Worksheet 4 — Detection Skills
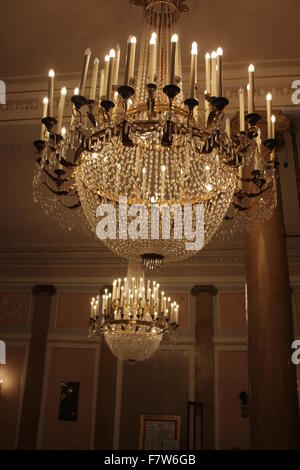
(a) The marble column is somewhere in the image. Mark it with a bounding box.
[191,285,217,450]
[245,117,300,449]
[18,285,55,449]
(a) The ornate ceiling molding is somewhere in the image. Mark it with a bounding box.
[0,244,299,267]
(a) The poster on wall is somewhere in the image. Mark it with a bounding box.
[139,415,180,450]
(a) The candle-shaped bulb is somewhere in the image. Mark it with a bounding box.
[109,48,116,58]
[57,87,67,132]
[216,47,223,96]
[205,52,211,60]
[105,54,110,63]
[191,41,198,55]
[74,87,79,95]
[47,69,55,117]
[43,97,49,105]
[171,33,179,43]
[130,35,137,44]
[150,32,157,45]
[271,114,276,138]
[211,51,217,59]
[266,93,273,138]
[61,127,66,138]
[248,64,255,73]
[161,165,166,172]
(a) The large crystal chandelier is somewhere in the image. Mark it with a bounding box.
[88,260,179,362]
[33,0,279,267]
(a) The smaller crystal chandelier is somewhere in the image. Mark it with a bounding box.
[88,262,179,362]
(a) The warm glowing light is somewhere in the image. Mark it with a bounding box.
[129,35,137,44]
[191,41,198,55]
[109,48,116,58]
[247,83,250,91]
[43,97,48,105]
[248,64,255,73]
[105,54,110,62]
[266,92,272,101]
[74,87,79,95]
[206,183,213,192]
[211,50,217,59]
[161,165,166,172]
[61,127,66,136]
[61,87,67,96]
[217,47,223,56]
[205,52,211,60]
[48,69,55,78]
[171,33,179,43]
[150,32,157,45]
[271,114,276,123]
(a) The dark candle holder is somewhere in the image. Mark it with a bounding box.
[33,139,45,153]
[184,97,199,112]
[211,96,229,112]
[163,84,180,100]
[263,138,278,151]
[118,85,135,100]
[245,113,261,127]
[41,117,57,132]
[71,95,88,110]
[100,99,115,112]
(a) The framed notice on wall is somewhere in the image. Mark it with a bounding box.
[139,415,181,450]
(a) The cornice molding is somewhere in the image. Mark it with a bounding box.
[0,239,299,267]
[0,249,299,267]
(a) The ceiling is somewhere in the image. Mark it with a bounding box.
[1,0,300,79]
[0,0,300,256]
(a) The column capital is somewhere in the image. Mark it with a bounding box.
[191,285,218,296]
[32,285,56,296]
